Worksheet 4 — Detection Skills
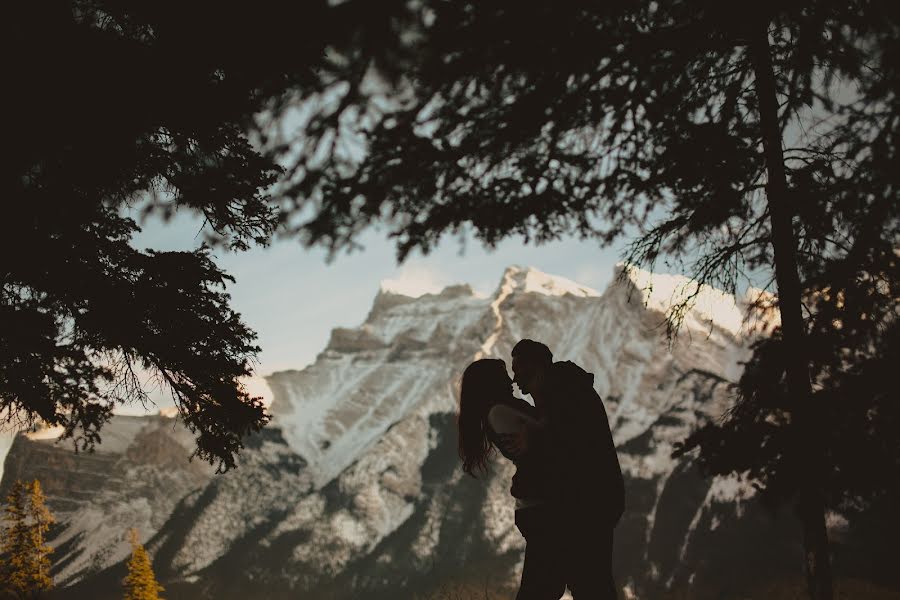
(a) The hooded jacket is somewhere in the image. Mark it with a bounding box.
[544,360,625,525]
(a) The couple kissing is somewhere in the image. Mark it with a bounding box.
[458,339,625,600]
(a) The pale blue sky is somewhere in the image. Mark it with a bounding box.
[133,210,624,376]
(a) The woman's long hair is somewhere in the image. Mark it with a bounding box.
[457,358,508,477]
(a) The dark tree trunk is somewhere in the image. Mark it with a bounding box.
[749,25,834,600]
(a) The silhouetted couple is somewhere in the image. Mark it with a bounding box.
[458,340,625,599]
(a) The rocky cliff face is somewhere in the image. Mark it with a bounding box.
[0,415,214,586]
[2,265,830,599]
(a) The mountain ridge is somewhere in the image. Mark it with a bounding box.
[3,263,837,599]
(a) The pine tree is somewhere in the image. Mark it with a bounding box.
[123,529,164,600]
[257,2,898,598]
[3,0,333,471]
[0,479,55,597]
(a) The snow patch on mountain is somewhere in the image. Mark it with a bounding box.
[624,266,748,336]
[267,283,488,488]
[516,266,601,298]
[170,434,313,574]
[24,425,66,441]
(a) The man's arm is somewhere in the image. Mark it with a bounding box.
[495,410,547,458]
[489,404,546,459]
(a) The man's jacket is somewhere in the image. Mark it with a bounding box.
[544,360,625,525]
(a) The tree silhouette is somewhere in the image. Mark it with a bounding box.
[4,0,363,470]
[123,529,164,600]
[6,3,895,595]
[0,480,55,598]
[261,2,898,598]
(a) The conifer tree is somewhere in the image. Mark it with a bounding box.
[256,2,898,598]
[123,529,164,600]
[3,0,334,471]
[0,479,55,597]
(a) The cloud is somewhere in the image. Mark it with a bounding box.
[242,375,274,408]
[573,264,613,290]
[380,263,452,297]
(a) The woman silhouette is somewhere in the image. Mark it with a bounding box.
[457,358,564,600]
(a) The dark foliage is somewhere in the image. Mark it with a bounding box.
[261,0,898,502]
[4,1,896,595]
[3,0,355,470]
[669,0,900,516]
[678,256,899,515]
[256,1,897,598]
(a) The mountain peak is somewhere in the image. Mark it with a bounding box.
[369,281,480,321]
[501,265,601,298]
[615,263,777,337]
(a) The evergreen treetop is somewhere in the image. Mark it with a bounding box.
[123,529,164,600]
[0,479,55,598]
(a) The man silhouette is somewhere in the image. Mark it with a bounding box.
[511,339,624,600]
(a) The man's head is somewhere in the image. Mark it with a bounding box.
[511,339,553,397]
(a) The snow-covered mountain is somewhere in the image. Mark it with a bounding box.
[2,264,839,599]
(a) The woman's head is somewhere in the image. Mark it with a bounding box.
[457,358,512,477]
